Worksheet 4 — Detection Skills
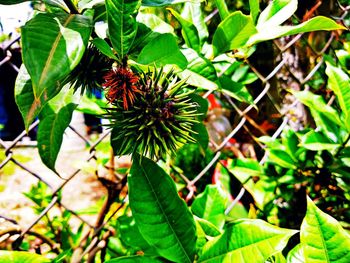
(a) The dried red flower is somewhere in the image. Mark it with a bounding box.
[102,67,140,110]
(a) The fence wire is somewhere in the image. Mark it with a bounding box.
[0,4,348,261]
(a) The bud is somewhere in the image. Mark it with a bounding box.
[106,68,201,160]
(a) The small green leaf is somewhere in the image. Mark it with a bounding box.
[21,12,92,106]
[293,90,343,142]
[248,16,345,45]
[0,251,49,263]
[301,130,339,151]
[168,8,200,53]
[268,149,297,169]
[106,0,141,58]
[181,2,208,43]
[326,63,350,132]
[286,244,305,263]
[301,197,350,263]
[137,33,188,69]
[191,185,228,229]
[198,219,298,262]
[219,75,254,104]
[256,0,297,29]
[227,158,264,183]
[106,255,165,262]
[128,155,197,263]
[37,86,79,171]
[195,216,222,237]
[213,11,257,55]
[91,38,118,60]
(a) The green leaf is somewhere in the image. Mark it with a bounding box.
[178,48,218,91]
[14,65,38,131]
[117,215,157,255]
[227,158,264,183]
[219,75,254,104]
[37,86,79,171]
[256,0,297,29]
[249,0,260,23]
[198,219,298,262]
[214,0,229,20]
[0,251,49,263]
[286,244,305,263]
[168,8,200,53]
[137,33,188,69]
[300,197,350,263]
[128,154,197,263]
[326,63,350,132]
[191,185,228,229]
[181,2,208,43]
[195,216,222,237]
[268,149,297,169]
[106,255,165,262]
[141,0,202,7]
[213,11,257,56]
[301,130,340,151]
[137,13,174,34]
[106,0,141,58]
[293,90,343,142]
[91,38,118,60]
[248,16,345,46]
[21,12,92,107]
[192,123,209,150]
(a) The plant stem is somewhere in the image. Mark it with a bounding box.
[63,0,79,14]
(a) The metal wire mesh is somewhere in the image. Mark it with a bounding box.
[0,3,348,260]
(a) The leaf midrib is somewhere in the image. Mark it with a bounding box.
[138,160,191,263]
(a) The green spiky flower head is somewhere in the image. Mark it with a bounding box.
[107,68,200,160]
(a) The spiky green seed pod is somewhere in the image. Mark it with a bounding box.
[65,44,112,95]
[106,68,201,160]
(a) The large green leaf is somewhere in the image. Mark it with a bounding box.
[219,75,254,104]
[21,12,92,108]
[106,255,165,262]
[0,0,29,3]
[137,33,188,69]
[213,11,257,56]
[0,251,49,263]
[128,155,197,263]
[300,197,350,263]
[168,8,200,53]
[191,185,228,229]
[106,0,141,58]
[248,16,345,45]
[198,219,297,262]
[37,86,79,171]
[256,0,297,29]
[326,63,350,132]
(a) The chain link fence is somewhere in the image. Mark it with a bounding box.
[0,3,349,261]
